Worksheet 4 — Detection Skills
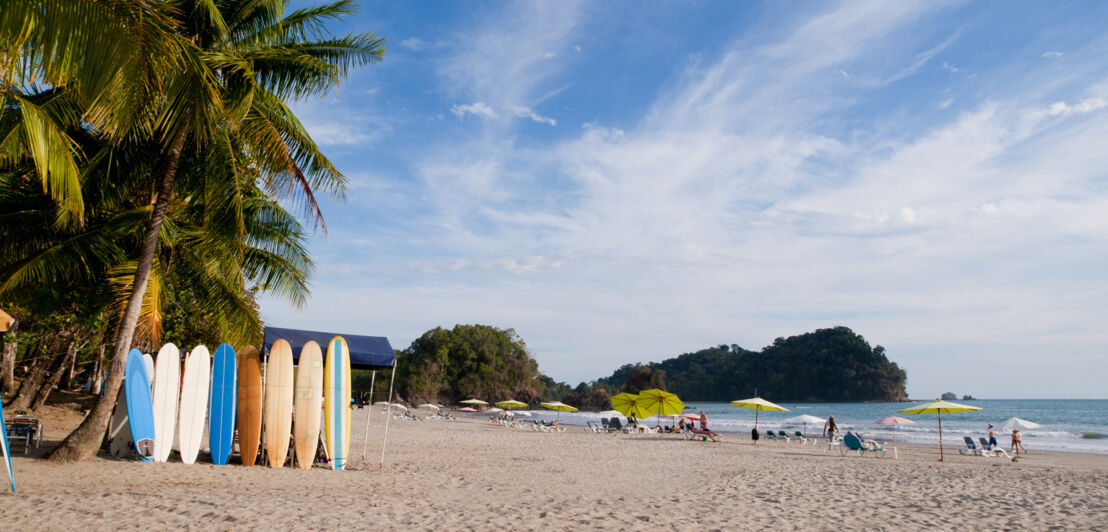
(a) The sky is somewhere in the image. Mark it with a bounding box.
[262,0,1108,399]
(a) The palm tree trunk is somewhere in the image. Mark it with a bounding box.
[1,322,16,395]
[49,127,188,463]
[7,342,53,411]
[59,340,80,390]
[90,344,105,396]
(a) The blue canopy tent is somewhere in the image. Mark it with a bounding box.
[262,326,395,369]
[262,326,398,468]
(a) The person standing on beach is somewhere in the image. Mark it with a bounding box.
[987,425,998,449]
[824,416,838,439]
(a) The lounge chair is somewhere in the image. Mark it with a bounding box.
[839,432,886,457]
[959,436,986,456]
[776,430,792,443]
[765,431,778,441]
[607,417,624,433]
[978,437,1013,458]
[792,431,812,444]
[4,414,42,454]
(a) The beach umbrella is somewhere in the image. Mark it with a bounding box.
[515,411,533,417]
[682,413,701,421]
[460,398,488,406]
[390,403,407,412]
[898,399,982,461]
[783,414,827,438]
[0,307,14,332]
[487,407,504,414]
[458,407,478,413]
[635,389,685,427]
[730,397,789,441]
[610,393,653,419]
[873,416,915,443]
[597,410,623,418]
[418,403,440,411]
[495,399,528,409]
[999,417,1042,432]
[541,401,579,423]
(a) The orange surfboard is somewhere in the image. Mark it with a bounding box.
[236,345,262,466]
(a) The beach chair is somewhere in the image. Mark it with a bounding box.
[792,431,811,444]
[600,418,610,431]
[978,437,1013,458]
[959,436,986,456]
[607,418,626,433]
[776,430,792,443]
[839,433,886,457]
[4,415,43,454]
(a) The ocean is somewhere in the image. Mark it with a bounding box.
[521,399,1108,454]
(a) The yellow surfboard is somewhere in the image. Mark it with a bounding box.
[323,336,351,470]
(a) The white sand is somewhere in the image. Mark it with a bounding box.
[2,407,1107,530]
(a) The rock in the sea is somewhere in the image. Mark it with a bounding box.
[941,392,957,400]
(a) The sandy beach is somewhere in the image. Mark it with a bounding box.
[2,406,1106,530]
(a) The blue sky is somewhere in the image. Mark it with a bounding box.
[263,1,1108,399]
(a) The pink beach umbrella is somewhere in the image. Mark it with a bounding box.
[874,416,916,443]
[458,407,478,413]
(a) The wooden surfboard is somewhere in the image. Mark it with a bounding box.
[152,343,180,463]
[124,349,155,461]
[178,345,210,465]
[294,341,324,470]
[235,345,262,466]
[265,340,295,468]
[108,384,132,458]
[209,343,237,465]
[323,336,351,470]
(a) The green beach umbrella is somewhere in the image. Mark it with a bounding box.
[610,393,652,419]
[634,389,685,427]
[898,399,982,461]
[540,401,578,423]
[730,397,789,441]
[495,399,527,409]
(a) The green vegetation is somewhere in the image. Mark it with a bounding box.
[574,327,907,402]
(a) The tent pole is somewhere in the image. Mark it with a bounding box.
[379,364,397,469]
[259,344,268,467]
[360,370,376,463]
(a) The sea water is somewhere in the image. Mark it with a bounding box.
[522,399,1108,454]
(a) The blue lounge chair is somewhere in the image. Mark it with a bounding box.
[959,436,985,456]
[978,437,1012,458]
[839,432,887,457]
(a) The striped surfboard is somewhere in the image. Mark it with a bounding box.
[323,336,351,470]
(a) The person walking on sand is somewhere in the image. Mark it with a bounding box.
[987,424,998,450]
[1012,429,1027,456]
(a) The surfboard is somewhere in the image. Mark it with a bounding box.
[124,349,155,461]
[142,353,155,391]
[323,336,351,470]
[265,340,295,468]
[294,341,324,470]
[209,343,237,465]
[178,345,210,465]
[236,345,262,466]
[152,343,181,462]
[108,384,132,458]
[0,401,15,492]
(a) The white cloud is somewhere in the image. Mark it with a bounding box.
[1041,51,1063,58]
[1047,98,1106,116]
[941,61,960,74]
[400,37,425,50]
[451,101,499,120]
[510,105,557,126]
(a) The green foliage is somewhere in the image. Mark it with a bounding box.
[587,327,907,402]
[395,325,544,405]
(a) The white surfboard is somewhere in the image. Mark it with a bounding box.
[108,384,132,458]
[152,343,181,462]
[177,345,210,464]
[143,353,155,391]
[264,340,295,468]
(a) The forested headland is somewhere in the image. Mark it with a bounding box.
[363,325,908,407]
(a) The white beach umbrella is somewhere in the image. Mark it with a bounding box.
[487,407,504,414]
[999,417,1042,432]
[390,403,408,412]
[597,410,622,418]
[418,403,440,411]
[782,414,826,437]
[515,411,533,417]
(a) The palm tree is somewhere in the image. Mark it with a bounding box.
[2,0,384,461]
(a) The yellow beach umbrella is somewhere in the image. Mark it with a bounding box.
[635,389,685,427]
[0,308,14,333]
[730,397,788,440]
[898,399,982,461]
[495,400,527,409]
[540,401,578,423]
[610,393,652,419]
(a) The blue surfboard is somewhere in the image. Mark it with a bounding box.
[0,401,15,492]
[124,349,156,461]
[209,343,237,465]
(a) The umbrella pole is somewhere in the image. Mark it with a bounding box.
[360,370,376,463]
[378,364,397,469]
[754,410,759,444]
[938,411,944,462]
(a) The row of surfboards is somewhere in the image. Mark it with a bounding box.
[108,337,353,470]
